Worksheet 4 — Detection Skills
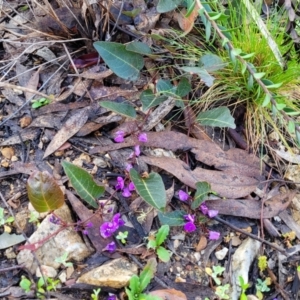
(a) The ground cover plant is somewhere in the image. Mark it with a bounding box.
[1,0,300,300]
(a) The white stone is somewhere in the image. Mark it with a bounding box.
[17,204,93,274]
[77,258,138,288]
[36,265,57,278]
[215,247,228,260]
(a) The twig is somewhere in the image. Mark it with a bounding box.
[214,216,287,255]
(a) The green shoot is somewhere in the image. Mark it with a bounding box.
[20,276,32,293]
[0,207,14,225]
[91,288,101,300]
[31,98,51,109]
[239,276,249,300]
[116,231,128,244]
[54,252,73,268]
[147,225,171,262]
[255,278,271,300]
[215,284,230,299]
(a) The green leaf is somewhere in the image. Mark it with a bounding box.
[200,54,227,72]
[157,0,181,13]
[253,72,265,79]
[197,106,236,128]
[262,94,271,107]
[205,21,211,42]
[62,161,104,208]
[156,246,171,262]
[192,181,211,209]
[176,77,191,97]
[129,169,166,211]
[158,210,186,226]
[128,275,141,295]
[147,239,157,249]
[156,79,175,94]
[296,129,300,146]
[261,79,283,89]
[181,67,215,87]
[230,48,242,56]
[93,42,144,81]
[139,257,157,291]
[100,101,136,119]
[27,171,65,213]
[247,75,254,90]
[126,41,152,55]
[20,276,32,292]
[140,90,167,111]
[208,12,222,20]
[240,52,255,59]
[155,225,169,246]
[185,0,196,17]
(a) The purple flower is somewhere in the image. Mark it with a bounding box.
[49,214,61,225]
[112,213,125,227]
[128,181,135,191]
[107,295,117,300]
[85,221,93,228]
[100,221,118,238]
[208,230,220,240]
[114,131,125,143]
[115,177,125,190]
[178,190,189,201]
[207,210,218,218]
[138,133,148,142]
[122,187,131,197]
[184,222,196,232]
[103,242,116,253]
[134,145,141,156]
[126,164,133,171]
[184,214,195,223]
[200,203,208,215]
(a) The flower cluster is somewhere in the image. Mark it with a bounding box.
[200,203,218,218]
[100,213,125,238]
[49,214,61,225]
[115,177,135,197]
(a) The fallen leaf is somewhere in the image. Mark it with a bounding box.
[176,2,199,35]
[196,235,208,252]
[149,289,187,300]
[43,108,89,158]
[140,156,257,198]
[25,68,41,101]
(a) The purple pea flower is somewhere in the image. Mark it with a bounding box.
[178,190,189,202]
[115,177,125,190]
[208,230,220,240]
[126,164,133,171]
[138,133,148,142]
[200,203,208,215]
[85,221,93,228]
[112,213,125,227]
[134,145,141,156]
[100,221,118,238]
[122,187,131,197]
[107,295,117,300]
[114,131,125,143]
[128,182,135,191]
[207,210,218,218]
[184,222,196,232]
[49,214,61,225]
[184,214,195,223]
[103,241,116,253]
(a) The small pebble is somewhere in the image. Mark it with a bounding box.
[215,247,228,260]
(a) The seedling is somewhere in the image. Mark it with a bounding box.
[36,276,60,298]
[28,211,40,225]
[31,98,50,109]
[125,258,161,300]
[91,288,101,300]
[20,275,32,292]
[54,252,73,268]
[215,283,230,299]
[255,277,271,300]
[206,265,225,286]
[0,207,14,226]
[239,276,249,300]
[147,225,171,262]
[116,231,128,244]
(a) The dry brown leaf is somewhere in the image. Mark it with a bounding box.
[176,3,199,35]
[25,67,41,101]
[140,156,257,198]
[206,191,296,218]
[149,289,187,300]
[43,108,89,158]
[196,235,208,252]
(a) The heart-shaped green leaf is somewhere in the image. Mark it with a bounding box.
[197,106,236,128]
[100,101,136,119]
[140,89,167,111]
[158,211,186,226]
[62,161,104,208]
[129,169,166,211]
[27,171,65,212]
[93,42,144,81]
[192,181,211,209]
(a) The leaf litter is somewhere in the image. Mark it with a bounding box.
[1,0,300,299]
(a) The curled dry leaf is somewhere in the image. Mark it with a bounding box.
[149,289,187,300]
